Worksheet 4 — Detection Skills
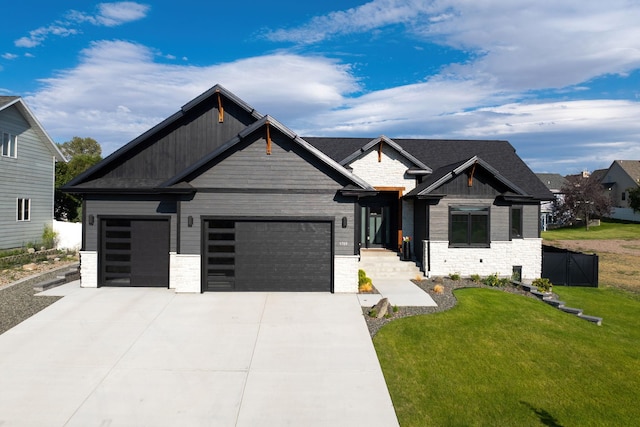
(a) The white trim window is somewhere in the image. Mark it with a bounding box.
[2,132,18,158]
[17,198,30,221]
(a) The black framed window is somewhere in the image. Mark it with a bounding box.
[17,198,30,221]
[449,206,489,247]
[511,206,523,239]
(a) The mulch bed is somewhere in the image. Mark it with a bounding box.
[362,277,535,337]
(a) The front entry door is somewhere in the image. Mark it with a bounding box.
[366,205,390,248]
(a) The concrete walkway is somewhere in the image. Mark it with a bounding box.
[358,275,437,308]
[0,282,399,427]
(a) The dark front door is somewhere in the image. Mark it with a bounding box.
[100,218,170,287]
[360,194,398,250]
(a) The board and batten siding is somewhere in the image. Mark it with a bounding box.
[0,105,56,249]
[99,97,256,182]
[83,196,178,252]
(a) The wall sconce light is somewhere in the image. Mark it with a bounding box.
[341,217,348,228]
[188,216,193,227]
[88,215,94,226]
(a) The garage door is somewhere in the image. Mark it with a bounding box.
[100,218,170,287]
[203,219,332,292]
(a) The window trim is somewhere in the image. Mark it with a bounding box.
[449,205,490,248]
[17,198,30,221]
[510,205,523,240]
[2,132,18,158]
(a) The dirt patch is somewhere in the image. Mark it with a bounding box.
[551,239,640,257]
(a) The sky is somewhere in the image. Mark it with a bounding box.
[2,0,640,175]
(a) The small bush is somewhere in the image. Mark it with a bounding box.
[368,309,378,318]
[482,273,500,287]
[358,269,367,283]
[392,305,399,313]
[433,284,444,294]
[42,224,58,249]
[358,269,373,292]
[449,273,461,281]
[532,277,553,293]
[470,274,481,283]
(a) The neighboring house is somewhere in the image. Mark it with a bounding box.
[0,96,65,250]
[63,85,552,293]
[535,173,567,230]
[600,160,640,222]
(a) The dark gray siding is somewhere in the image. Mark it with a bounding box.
[83,195,178,252]
[523,204,540,237]
[428,198,508,242]
[436,169,506,197]
[181,192,355,256]
[190,132,348,190]
[0,105,56,249]
[413,199,427,264]
[90,96,256,184]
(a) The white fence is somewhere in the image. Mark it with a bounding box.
[53,220,82,251]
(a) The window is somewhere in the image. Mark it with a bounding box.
[2,132,17,158]
[17,198,30,221]
[622,191,626,201]
[449,206,489,247]
[511,206,523,239]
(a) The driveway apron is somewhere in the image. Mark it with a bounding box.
[0,282,398,426]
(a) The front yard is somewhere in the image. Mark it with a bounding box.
[375,221,640,426]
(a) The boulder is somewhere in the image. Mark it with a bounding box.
[371,298,390,319]
[22,263,37,271]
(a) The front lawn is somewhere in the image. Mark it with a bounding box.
[374,287,640,426]
[542,220,640,240]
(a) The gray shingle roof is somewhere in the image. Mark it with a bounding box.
[536,173,567,191]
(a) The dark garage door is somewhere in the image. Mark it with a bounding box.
[100,218,170,287]
[203,219,332,292]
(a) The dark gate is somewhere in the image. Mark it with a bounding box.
[542,246,599,287]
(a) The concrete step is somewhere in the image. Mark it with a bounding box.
[33,277,65,292]
[544,299,566,308]
[559,306,583,315]
[578,314,603,326]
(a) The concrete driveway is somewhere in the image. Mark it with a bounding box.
[0,282,398,426]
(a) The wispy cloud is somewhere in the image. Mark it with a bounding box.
[1,53,18,60]
[14,2,150,48]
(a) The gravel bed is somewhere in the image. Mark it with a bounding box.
[362,277,535,337]
[0,281,61,335]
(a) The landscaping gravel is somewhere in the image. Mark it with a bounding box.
[363,277,534,337]
[0,281,61,335]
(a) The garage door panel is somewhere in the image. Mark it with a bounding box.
[204,220,332,292]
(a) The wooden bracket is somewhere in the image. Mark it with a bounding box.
[216,91,224,123]
[468,162,477,187]
[266,121,272,155]
[378,141,383,162]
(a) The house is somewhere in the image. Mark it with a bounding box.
[63,85,552,292]
[536,173,567,230]
[0,96,66,249]
[600,160,640,222]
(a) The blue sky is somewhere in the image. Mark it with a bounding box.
[2,1,640,175]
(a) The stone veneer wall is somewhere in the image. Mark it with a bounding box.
[423,238,542,280]
[334,255,359,293]
[79,250,97,288]
[169,253,201,293]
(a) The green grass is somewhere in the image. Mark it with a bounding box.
[542,220,640,241]
[374,287,640,426]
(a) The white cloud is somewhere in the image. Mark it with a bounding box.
[26,40,359,155]
[2,53,18,60]
[15,2,149,48]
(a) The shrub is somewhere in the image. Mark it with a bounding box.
[449,273,461,281]
[42,224,58,249]
[532,277,553,293]
[358,269,373,292]
[470,274,481,283]
[433,284,444,294]
[482,273,500,287]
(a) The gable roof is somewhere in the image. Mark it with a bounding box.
[536,173,567,191]
[338,135,432,174]
[65,84,262,189]
[405,156,528,198]
[0,96,65,162]
[162,115,375,191]
[305,137,552,200]
[613,160,640,185]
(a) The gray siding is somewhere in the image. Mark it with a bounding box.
[436,169,506,197]
[523,204,540,237]
[181,192,355,255]
[0,105,56,249]
[427,198,510,242]
[83,196,178,252]
[96,97,256,183]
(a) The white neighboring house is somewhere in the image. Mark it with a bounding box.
[600,160,640,222]
[0,96,66,249]
[536,173,567,230]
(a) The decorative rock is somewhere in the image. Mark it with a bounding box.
[22,263,37,271]
[54,257,61,262]
[371,298,390,319]
[27,248,35,254]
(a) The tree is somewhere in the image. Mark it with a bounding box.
[629,186,640,214]
[55,137,102,221]
[559,174,612,230]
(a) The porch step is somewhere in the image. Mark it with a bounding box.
[359,250,423,278]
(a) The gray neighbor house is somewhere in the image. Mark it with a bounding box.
[0,96,66,250]
[64,85,552,293]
